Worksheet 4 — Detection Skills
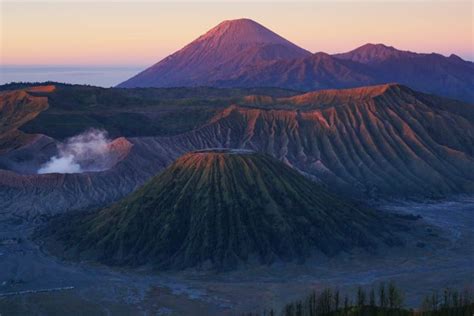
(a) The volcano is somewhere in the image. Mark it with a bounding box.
[39,149,404,270]
[117,18,311,88]
[117,19,474,102]
[333,43,474,102]
[1,83,473,218]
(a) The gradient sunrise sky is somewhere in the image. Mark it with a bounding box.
[1,0,473,66]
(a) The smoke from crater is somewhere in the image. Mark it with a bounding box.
[38,129,116,174]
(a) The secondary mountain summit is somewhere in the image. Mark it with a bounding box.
[118,19,474,102]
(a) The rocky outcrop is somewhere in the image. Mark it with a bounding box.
[0,87,51,153]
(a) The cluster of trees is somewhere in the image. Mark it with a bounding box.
[281,282,404,316]
[420,288,473,314]
[244,283,473,316]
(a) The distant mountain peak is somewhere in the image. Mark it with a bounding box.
[448,53,465,63]
[117,21,473,102]
[197,18,295,46]
[359,43,397,50]
[333,43,413,64]
[117,18,310,88]
[189,18,309,53]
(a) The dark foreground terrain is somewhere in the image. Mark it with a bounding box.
[0,197,472,315]
[0,83,473,315]
[37,150,413,270]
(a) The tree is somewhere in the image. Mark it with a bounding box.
[295,301,303,316]
[318,288,333,314]
[284,303,295,316]
[379,282,387,308]
[344,294,349,310]
[452,289,459,308]
[334,289,340,311]
[443,287,451,308]
[461,288,472,306]
[431,291,440,311]
[357,286,366,307]
[369,288,376,306]
[388,281,403,309]
[421,295,432,312]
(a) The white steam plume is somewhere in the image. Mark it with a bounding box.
[38,129,115,174]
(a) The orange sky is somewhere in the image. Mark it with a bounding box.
[1,1,473,66]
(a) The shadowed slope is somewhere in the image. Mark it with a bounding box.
[40,150,402,270]
[216,52,377,91]
[334,44,474,102]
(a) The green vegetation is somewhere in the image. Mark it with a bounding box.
[0,82,299,139]
[38,150,405,270]
[245,284,474,316]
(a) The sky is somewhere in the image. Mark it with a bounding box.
[1,0,473,68]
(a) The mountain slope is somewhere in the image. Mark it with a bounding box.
[118,19,311,88]
[0,86,52,153]
[1,84,473,219]
[39,149,404,270]
[215,52,377,90]
[218,45,474,101]
[333,43,415,64]
[167,84,474,197]
[333,44,474,102]
[118,20,474,102]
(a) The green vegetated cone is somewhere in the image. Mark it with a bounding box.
[41,149,403,270]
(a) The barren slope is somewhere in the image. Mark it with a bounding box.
[166,84,474,197]
[118,19,310,88]
[334,44,474,102]
[0,84,473,218]
[117,19,474,102]
[0,86,52,153]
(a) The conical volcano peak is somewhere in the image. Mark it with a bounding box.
[117,18,310,88]
[334,43,414,64]
[358,43,397,51]
[197,18,298,46]
[39,150,404,270]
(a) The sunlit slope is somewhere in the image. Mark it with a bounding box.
[1,83,473,218]
[172,84,474,197]
[0,86,52,153]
